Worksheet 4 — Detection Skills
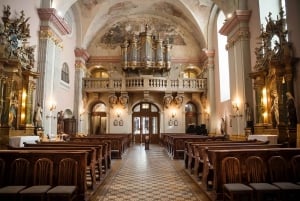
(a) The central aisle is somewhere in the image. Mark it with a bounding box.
[90,144,209,201]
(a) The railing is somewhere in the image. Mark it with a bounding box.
[83,77,207,92]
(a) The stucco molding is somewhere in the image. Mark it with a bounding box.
[38,8,71,35]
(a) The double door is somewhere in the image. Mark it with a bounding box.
[132,114,159,144]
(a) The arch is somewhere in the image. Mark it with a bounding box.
[90,102,107,135]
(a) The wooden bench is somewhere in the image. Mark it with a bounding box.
[0,150,88,200]
[70,136,128,159]
[184,140,266,170]
[11,144,99,190]
[206,148,300,200]
[37,140,110,171]
[162,134,226,159]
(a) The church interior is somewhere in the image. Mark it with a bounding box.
[0,0,300,201]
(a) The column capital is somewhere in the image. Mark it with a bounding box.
[204,49,215,58]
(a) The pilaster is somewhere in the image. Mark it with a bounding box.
[205,50,216,134]
[74,48,89,134]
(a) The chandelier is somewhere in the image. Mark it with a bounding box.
[120,24,172,75]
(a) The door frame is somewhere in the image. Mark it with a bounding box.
[132,103,160,144]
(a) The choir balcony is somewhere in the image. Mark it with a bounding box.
[83,77,207,93]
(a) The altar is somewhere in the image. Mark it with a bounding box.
[248,134,278,144]
[9,136,40,147]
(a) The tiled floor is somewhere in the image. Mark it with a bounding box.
[90,144,210,201]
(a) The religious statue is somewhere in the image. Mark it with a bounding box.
[57,111,64,134]
[8,103,17,129]
[245,103,253,128]
[286,92,297,128]
[33,103,43,128]
[270,91,279,128]
[220,117,226,135]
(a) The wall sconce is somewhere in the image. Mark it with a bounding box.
[171,111,176,118]
[114,109,123,126]
[46,114,56,119]
[46,102,56,119]
[169,109,178,126]
[49,103,56,111]
[231,99,243,118]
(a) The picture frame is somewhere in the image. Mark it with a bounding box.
[174,120,178,126]
[119,120,123,126]
[168,120,173,126]
[114,119,118,126]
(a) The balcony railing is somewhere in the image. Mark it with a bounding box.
[83,77,207,93]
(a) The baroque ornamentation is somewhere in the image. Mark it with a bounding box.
[0,5,35,70]
[163,93,184,108]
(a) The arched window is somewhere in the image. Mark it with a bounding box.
[61,63,69,83]
[217,11,230,102]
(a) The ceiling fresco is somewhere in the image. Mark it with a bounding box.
[97,19,186,49]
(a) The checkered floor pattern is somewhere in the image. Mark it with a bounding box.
[91,144,208,201]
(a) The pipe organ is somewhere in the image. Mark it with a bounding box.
[121,24,172,75]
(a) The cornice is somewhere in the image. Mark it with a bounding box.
[38,8,71,35]
[219,10,251,36]
[75,48,90,62]
[87,56,206,65]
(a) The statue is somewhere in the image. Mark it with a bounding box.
[119,94,129,108]
[245,103,253,128]
[220,117,226,135]
[163,95,173,108]
[270,91,279,128]
[57,111,64,134]
[8,103,17,129]
[33,103,43,128]
[286,92,297,128]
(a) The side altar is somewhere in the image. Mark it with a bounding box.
[0,6,39,148]
[249,9,298,146]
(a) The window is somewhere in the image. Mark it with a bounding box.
[61,63,69,83]
[217,11,230,102]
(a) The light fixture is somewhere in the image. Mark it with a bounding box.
[49,103,56,111]
[231,98,242,118]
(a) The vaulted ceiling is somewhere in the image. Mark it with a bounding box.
[51,0,238,57]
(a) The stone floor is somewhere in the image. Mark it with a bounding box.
[89,144,210,201]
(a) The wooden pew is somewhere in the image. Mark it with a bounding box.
[206,148,300,200]
[185,140,269,172]
[184,140,265,170]
[37,141,109,173]
[163,134,226,159]
[198,144,283,190]
[11,145,98,190]
[0,150,88,201]
[70,136,126,159]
